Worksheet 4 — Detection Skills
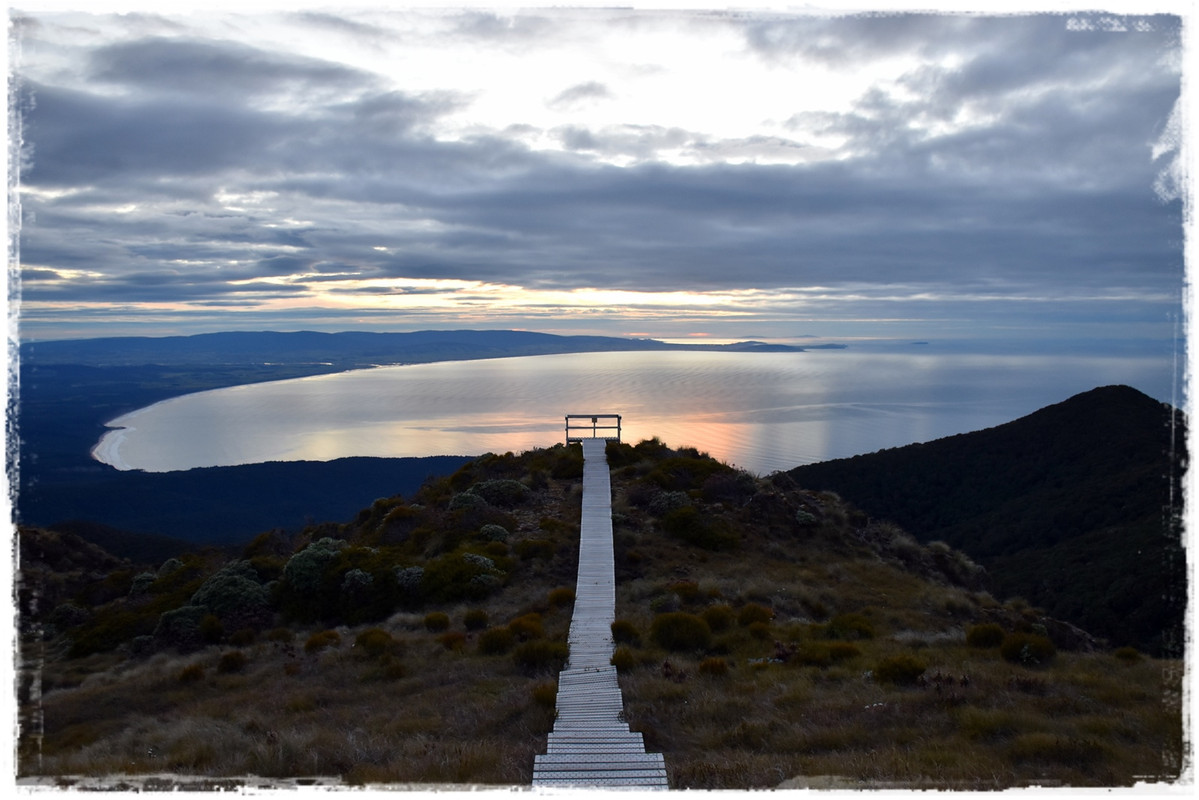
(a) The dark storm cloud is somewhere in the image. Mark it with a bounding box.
[11,9,1184,338]
[89,37,370,98]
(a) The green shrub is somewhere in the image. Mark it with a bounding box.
[513,640,569,673]
[153,605,210,653]
[354,628,397,659]
[229,628,257,647]
[874,654,927,685]
[508,613,544,641]
[515,539,556,561]
[217,650,248,674]
[478,524,510,542]
[265,627,295,643]
[1113,646,1143,663]
[611,619,641,645]
[698,657,730,677]
[650,612,712,652]
[658,506,738,551]
[437,631,467,651]
[748,621,772,641]
[191,561,270,622]
[701,604,736,633]
[420,553,504,603]
[547,587,576,608]
[826,642,862,662]
[737,603,773,627]
[966,623,1006,648]
[424,612,451,632]
[468,479,529,507]
[463,609,490,632]
[610,646,637,673]
[668,580,701,603]
[199,613,225,644]
[1001,633,1056,666]
[824,612,874,640]
[531,680,558,708]
[304,629,341,654]
[178,663,205,683]
[790,642,832,668]
[478,627,515,655]
[283,538,346,596]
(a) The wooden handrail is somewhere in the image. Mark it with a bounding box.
[565,414,622,442]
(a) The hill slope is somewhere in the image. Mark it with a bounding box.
[786,385,1186,656]
[16,439,1183,788]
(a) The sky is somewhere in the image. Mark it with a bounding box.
[5,1,1191,350]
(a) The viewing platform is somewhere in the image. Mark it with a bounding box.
[532,435,668,789]
[565,414,622,442]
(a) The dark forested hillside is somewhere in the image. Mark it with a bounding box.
[787,385,1186,656]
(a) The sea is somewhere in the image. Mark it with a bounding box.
[91,346,1181,476]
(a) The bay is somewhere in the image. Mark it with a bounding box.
[91,349,1177,476]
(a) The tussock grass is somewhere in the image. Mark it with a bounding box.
[19,441,1185,789]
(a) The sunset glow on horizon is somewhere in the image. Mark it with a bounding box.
[8,1,1187,354]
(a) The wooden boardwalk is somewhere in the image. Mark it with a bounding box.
[532,438,669,789]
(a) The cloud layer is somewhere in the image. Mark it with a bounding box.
[11,7,1185,347]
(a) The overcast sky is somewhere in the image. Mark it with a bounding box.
[7,2,1189,348]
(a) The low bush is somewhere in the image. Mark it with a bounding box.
[823,612,875,640]
[748,621,772,641]
[698,657,730,677]
[651,612,712,652]
[610,646,637,673]
[463,609,489,632]
[304,629,341,654]
[468,479,529,507]
[790,642,832,668]
[515,539,556,561]
[508,613,544,641]
[531,681,558,708]
[874,654,927,685]
[701,604,736,633]
[477,627,515,655]
[354,628,397,659]
[265,627,295,643]
[737,603,773,627]
[217,650,248,674]
[229,628,257,647]
[966,623,1006,648]
[437,631,467,652]
[424,612,451,632]
[658,506,738,551]
[513,640,568,673]
[611,619,641,645]
[547,587,576,608]
[478,524,509,542]
[668,580,701,603]
[178,663,205,683]
[826,642,862,662]
[1113,646,1143,663]
[1001,633,1056,667]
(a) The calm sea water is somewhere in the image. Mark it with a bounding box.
[92,349,1178,475]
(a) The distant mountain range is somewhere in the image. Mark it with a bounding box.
[12,329,805,552]
[787,385,1186,657]
[19,329,807,369]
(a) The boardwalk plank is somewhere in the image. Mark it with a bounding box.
[533,437,667,790]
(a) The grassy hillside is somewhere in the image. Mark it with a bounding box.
[17,439,1184,789]
[787,385,1186,657]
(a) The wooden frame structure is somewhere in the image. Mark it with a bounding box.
[565,414,622,442]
